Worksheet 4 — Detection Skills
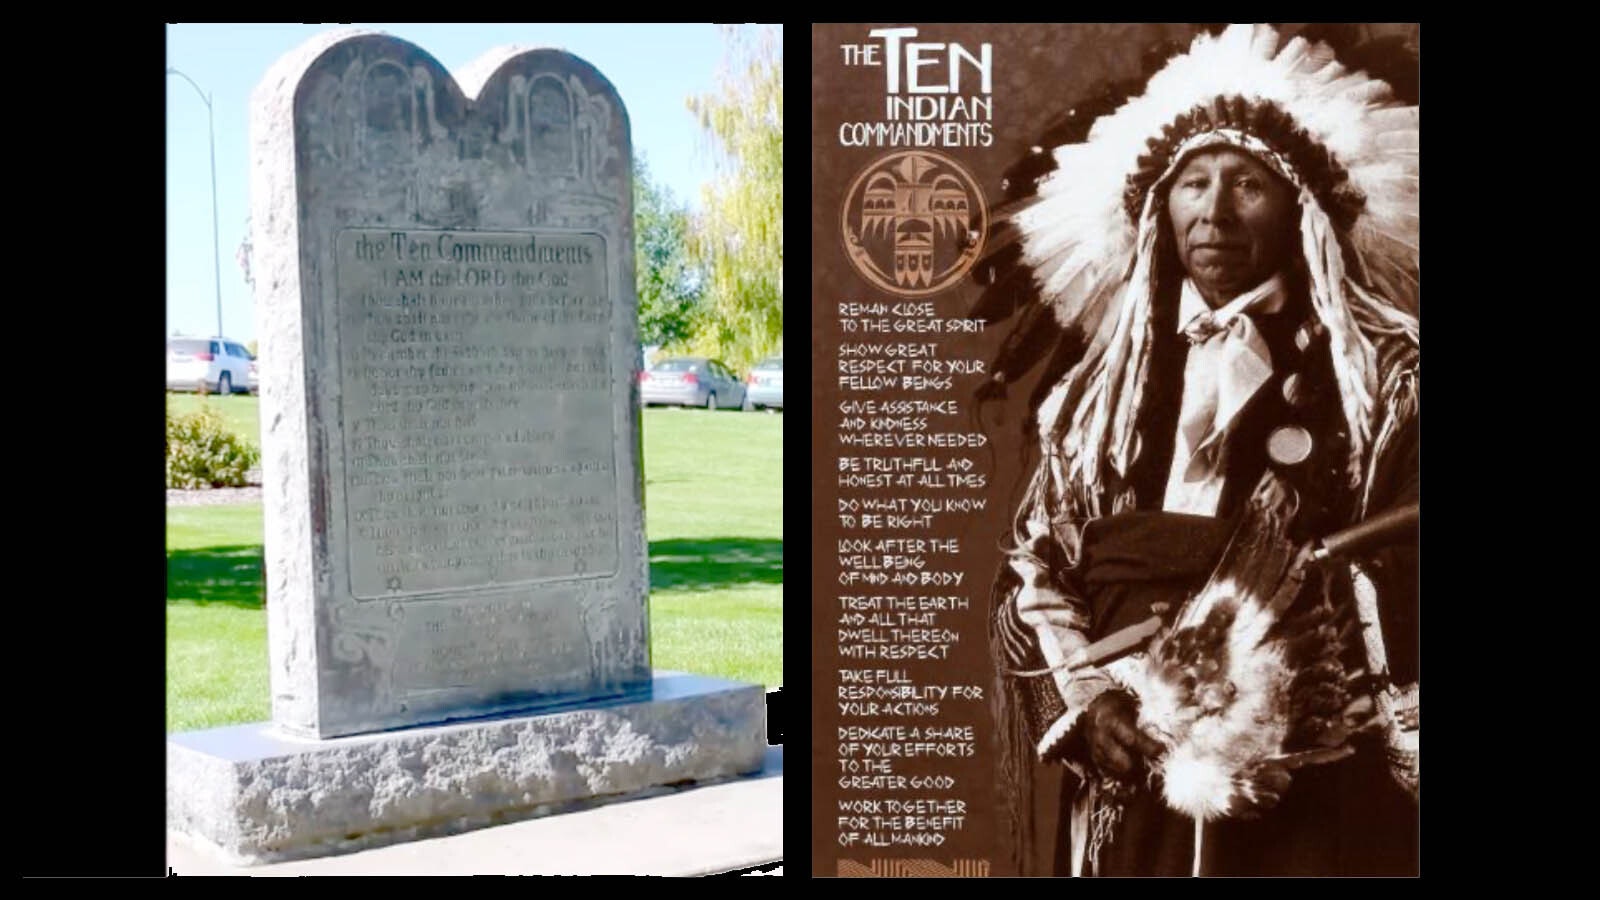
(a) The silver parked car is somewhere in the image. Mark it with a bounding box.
[166,337,254,395]
[640,357,747,411]
[743,356,783,411]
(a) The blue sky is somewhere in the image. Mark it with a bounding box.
[167,23,759,344]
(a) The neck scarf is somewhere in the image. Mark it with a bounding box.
[1163,274,1286,515]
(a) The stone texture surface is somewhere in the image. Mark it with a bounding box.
[168,673,765,865]
[166,746,782,876]
[249,30,649,739]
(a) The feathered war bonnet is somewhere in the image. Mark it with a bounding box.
[994,24,1418,498]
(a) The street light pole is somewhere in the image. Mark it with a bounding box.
[167,67,224,340]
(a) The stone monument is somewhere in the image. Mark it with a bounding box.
[166,30,766,865]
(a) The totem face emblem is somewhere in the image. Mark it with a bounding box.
[841,150,987,296]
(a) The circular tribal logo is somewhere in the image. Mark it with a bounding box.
[840,150,987,297]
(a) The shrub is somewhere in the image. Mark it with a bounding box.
[166,403,259,489]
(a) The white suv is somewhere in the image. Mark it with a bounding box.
[167,337,254,395]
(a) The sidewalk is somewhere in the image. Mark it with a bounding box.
[166,745,783,876]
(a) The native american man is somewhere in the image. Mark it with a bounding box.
[982,24,1418,876]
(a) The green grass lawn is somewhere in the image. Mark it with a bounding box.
[641,407,783,689]
[167,504,272,729]
[166,406,782,732]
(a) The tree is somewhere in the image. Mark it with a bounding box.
[685,24,782,371]
[633,156,704,350]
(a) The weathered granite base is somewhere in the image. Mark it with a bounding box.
[168,673,765,865]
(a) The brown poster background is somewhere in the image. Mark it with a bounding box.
[809,23,1420,877]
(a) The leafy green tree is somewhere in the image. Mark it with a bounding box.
[685,24,782,371]
[633,156,704,350]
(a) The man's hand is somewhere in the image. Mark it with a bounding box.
[1227,762,1292,819]
[1082,690,1166,780]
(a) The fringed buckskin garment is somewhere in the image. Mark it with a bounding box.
[981,25,1419,876]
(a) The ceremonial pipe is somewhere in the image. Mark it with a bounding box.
[1061,614,1164,672]
[1311,502,1419,563]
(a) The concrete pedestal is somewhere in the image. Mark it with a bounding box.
[168,673,765,865]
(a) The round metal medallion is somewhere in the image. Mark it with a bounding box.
[1267,425,1314,466]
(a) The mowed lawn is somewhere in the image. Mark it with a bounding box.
[640,407,784,690]
[166,403,783,732]
[166,504,272,730]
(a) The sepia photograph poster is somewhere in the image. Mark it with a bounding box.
[810,23,1420,876]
